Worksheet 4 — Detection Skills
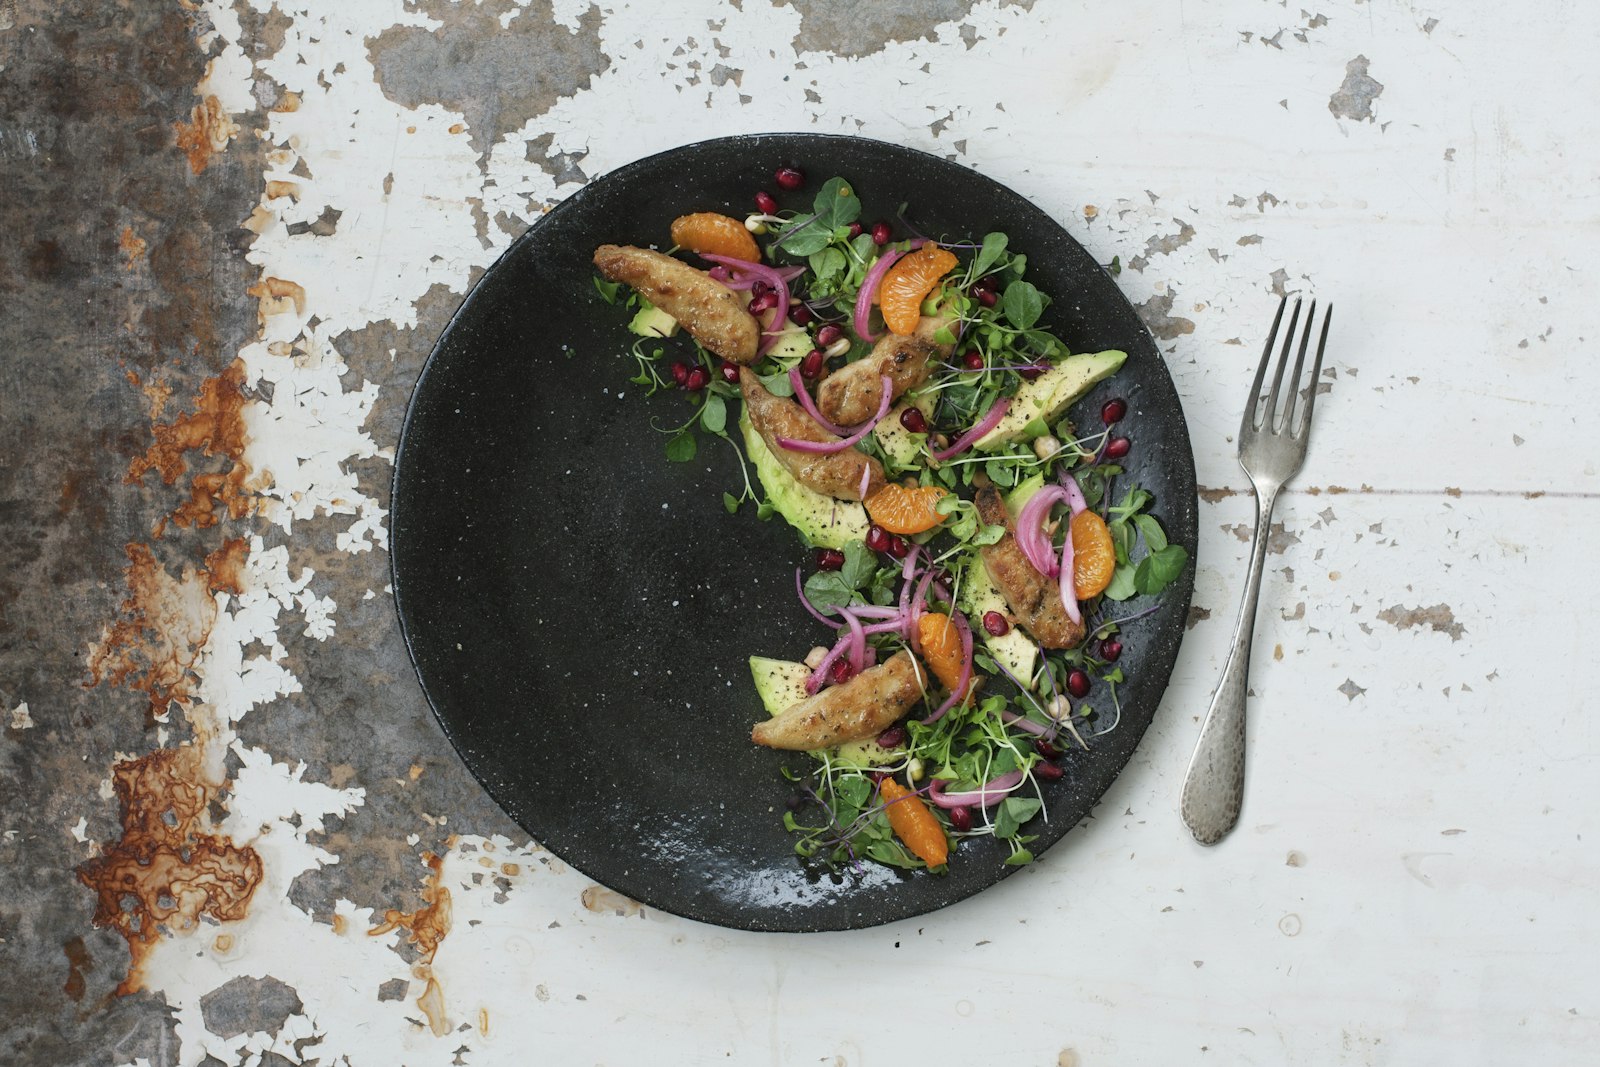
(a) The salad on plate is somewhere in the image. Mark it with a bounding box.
[591,166,1187,874]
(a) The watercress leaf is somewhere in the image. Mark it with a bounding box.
[972,232,1008,278]
[1133,513,1167,553]
[811,177,861,227]
[1003,848,1035,866]
[840,539,877,590]
[1104,564,1138,601]
[665,432,697,463]
[1002,280,1046,330]
[994,802,1021,839]
[803,571,854,615]
[809,246,847,285]
[722,492,739,515]
[757,369,795,397]
[1003,796,1043,824]
[593,275,622,303]
[782,226,833,256]
[837,775,871,809]
[700,392,727,435]
[972,522,1007,546]
[1134,544,1188,596]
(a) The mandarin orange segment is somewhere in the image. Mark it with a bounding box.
[877,245,958,335]
[865,484,947,535]
[879,778,949,867]
[1071,510,1116,600]
[917,612,972,699]
[669,212,761,263]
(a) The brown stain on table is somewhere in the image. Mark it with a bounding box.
[369,852,454,1036]
[174,94,238,175]
[75,746,263,995]
[125,359,257,536]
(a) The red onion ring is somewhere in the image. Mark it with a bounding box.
[1015,485,1069,577]
[930,397,1011,461]
[1061,472,1087,516]
[854,249,904,342]
[789,369,850,436]
[926,770,1025,809]
[702,253,792,355]
[1058,526,1082,626]
[777,375,893,455]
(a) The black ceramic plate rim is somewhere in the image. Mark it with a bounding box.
[391,132,1197,932]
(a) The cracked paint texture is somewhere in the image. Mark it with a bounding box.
[2,0,1598,1065]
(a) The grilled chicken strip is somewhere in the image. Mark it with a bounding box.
[741,368,887,501]
[592,244,761,364]
[752,650,927,750]
[974,486,1087,649]
[816,314,952,426]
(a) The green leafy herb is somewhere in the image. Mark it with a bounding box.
[665,432,697,463]
[593,275,622,303]
[700,392,727,435]
[722,491,740,514]
[1134,544,1188,595]
[971,232,1008,279]
[1002,280,1047,330]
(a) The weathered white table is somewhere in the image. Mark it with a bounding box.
[36,0,1598,1063]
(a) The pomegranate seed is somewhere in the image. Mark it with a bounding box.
[684,366,709,392]
[1100,637,1123,661]
[870,221,892,245]
[719,360,740,384]
[774,165,805,191]
[1067,669,1091,698]
[876,725,906,748]
[1101,397,1128,424]
[747,292,774,314]
[1105,436,1132,459]
[751,280,773,298]
[800,349,825,379]
[982,611,1010,637]
[887,535,910,559]
[899,407,929,434]
[814,547,845,571]
[1034,738,1063,760]
[948,806,973,832]
[865,524,892,553]
[973,275,998,294]
[963,352,985,371]
[868,769,891,785]
[975,288,998,308]
[1017,364,1044,381]
[754,190,778,214]
[788,304,813,327]
[815,323,844,348]
[847,222,864,239]
[829,658,856,685]
[1034,761,1065,781]
[670,362,690,386]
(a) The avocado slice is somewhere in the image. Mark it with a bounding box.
[767,325,812,363]
[973,349,1127,451]
[749,655,902,767]
[740,409,870,549]
[873,393,935,469]
[1005,472,1045,522]
[628,301,680,338]
[956,562,1037,687]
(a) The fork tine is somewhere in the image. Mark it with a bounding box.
[1243,295,1286,434]
[1284,298,1316,432]
[1295,304,1333,435]
[1263,297,1302,432]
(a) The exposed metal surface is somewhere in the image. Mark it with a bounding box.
[2,0,1597,1063]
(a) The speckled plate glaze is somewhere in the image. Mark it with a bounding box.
[390,133,1197,932]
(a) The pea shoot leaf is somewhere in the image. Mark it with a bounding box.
[1103,564,1138,601]
[665,432,697,462]
[840,539,877,590]
[700,392,727,435]
[1002,281,1048,331]
[971,232,1008,279]
[593,275,622,303]
[1134,544,1188,596]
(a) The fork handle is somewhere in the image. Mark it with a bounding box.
[1180,484,1278,845]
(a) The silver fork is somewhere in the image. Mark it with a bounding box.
[1180,295,1332,846]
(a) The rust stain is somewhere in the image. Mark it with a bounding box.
[86,543,220,725]
[370,852,454,1036]
[1197,485,1240,503]
[500,862,520,877]
[204,537,250,596]
[331,913,347,935]
[213,934,233,952]
[478,1007,490,1037]
[118,226,148,269]
[271,91,302,112]
[174,94,239,175]
[125,359,257,535]
[447,122,465,134]
[581,884,645,917]
[63,936,93,1001]
[247,276,308,319]
[75,747,263,995]
[264,180,301,201]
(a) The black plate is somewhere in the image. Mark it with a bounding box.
[391,133,1197,931]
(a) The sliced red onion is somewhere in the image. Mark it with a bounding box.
[927,770,1025,809]
[841,609,867,672]
[789,368,850,436]
[921,610,974,724]
[1000,709,1053,738]
[860,619,908,636]
[858,463,871,501]
[1015,485,1069,577]
[847,605,903,620]
[930,397,1011,461]
[777,376,893,455]
[908,565,938,649]
[1058,527,1082,626]
[1061,472,1087,516]
[702,253,790,354]
[806,632,851,694]
[854,249,904,342]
